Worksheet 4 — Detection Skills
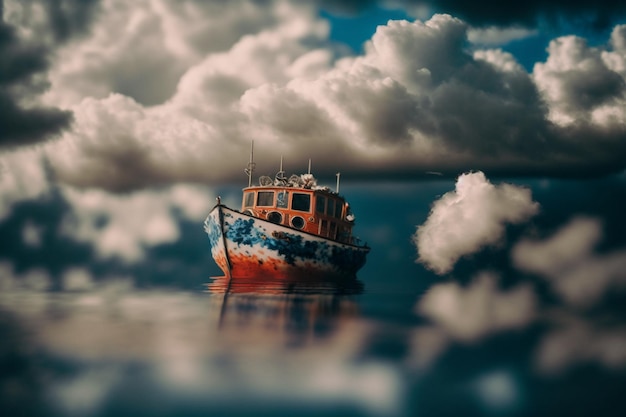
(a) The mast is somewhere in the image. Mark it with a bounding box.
[308,158,312,175]
[244,140,255,187]
[336,172,341,193]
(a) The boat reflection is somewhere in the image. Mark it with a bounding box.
[206,275,364,343]
[206,274,364,295]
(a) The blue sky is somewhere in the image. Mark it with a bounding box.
[321,5,413,52]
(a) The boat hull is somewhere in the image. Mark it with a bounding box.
[204,205,369,280]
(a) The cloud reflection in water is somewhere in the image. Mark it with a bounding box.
[0,275,405,417]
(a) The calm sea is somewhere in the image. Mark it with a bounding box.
[1,272,624,417]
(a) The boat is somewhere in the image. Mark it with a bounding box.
[204,144,370,281]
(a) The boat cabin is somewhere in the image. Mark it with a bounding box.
[240,185,356,244]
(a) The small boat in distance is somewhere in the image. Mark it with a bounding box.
[204,144,370,281]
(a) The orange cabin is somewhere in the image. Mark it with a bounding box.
[240,186,356,244]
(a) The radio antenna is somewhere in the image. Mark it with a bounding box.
[275,155,287,184]
[244,140,255,187]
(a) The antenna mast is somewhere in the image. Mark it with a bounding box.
[336,172,341,194]
[308,158,312,174]
[275,155,287,184]
[244,140,256,187]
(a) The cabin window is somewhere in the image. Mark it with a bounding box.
[327,199,335,217]
[244,192,254,208]
[257,191,275,207]
[291,193,311,212]
[277,191,289,208]
[334,201,343,219]
[315,195,326,214]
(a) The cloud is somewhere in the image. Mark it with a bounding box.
[40,0,320,107]
[472,370,522,412]
[535,314,626,374]
[40,2,340,190]
[406,326,449,371]
[2,0,101,136]
[60,184,214,262]
[0,150,220,289]
[52,366,122,417]
[414,171,539,274]
[62,267,95,291]
[0,262,52,292]
[0,280,402,416]
[467,26,538,46]
[45,93,225,191]
[0,19,72,147]
[534,34,626,126]
[4,0,100,44]
[416,272,536,342]
[318,0,626,29]
[2,6,626,189]
[0,149,51,220]
[512,217,626,308]
[408,187,626,376]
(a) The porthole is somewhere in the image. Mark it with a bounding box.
[290,216,305,229]
[267,211,283,224]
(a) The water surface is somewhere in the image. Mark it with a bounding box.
[1,271,624,417]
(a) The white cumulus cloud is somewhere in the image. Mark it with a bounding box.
[534,34,626,127]
[414,171,539,274]
[2,5,626,190]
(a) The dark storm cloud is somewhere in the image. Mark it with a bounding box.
[562,67,625,112]
[0,1,93,147]
[314,0,626,29]
[423,61,551,157]
[0,22,47,83]
[407,0,626,29]
[0,5,74,147]
[0,94,72,147]
[55,134,173,192]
